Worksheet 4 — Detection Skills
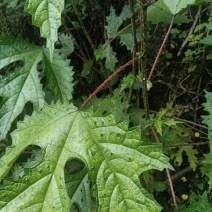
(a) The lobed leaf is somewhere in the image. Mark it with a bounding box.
[24,0,64,61]
[0,103,172,211]
[0,36,44,140]
[105,5,130,39]
[154,0,196,15]
[0,36,74,140]
[43,49,74,102]
[183,192,212,212]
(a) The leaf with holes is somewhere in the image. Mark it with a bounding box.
[0,36,74,140]
[0,36,44,140]
[0,103,172,211]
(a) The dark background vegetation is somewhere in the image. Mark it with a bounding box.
[0,0,212,211]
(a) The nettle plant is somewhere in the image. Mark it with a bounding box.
[0,0,212,211]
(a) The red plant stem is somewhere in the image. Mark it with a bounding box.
[79,57,138,110]
[151,126,178,211]
[148,16,174,81]
[166,168,178,211]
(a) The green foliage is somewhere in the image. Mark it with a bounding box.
[146,107,182,136]
[0,0,212,211]
[174,146,198,170]
[182,192,212,212]
[105,6,130,39]
[201,92,212,189]
[0,36,74,140]
[101,44,118,71]
[147,5,191,24]
[120,74,136,92]
[0,103,172,211]
[154,0,197,15]
[202,91,212,140]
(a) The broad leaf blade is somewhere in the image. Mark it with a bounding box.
[66,170,92,211]
[0,103,172,211]
[154,0,196,15]
[43,49,74,102]
[0,36,44,140]
[24,0,64,61]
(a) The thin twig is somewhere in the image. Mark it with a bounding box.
[177,5,202,57]
[174,117,208,129]
[140,0,149,119]
[79,57,138,109]
[148,16,175,81]
[151,126,178,211]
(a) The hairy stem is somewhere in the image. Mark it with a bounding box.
[151,127,178,211]
[80,57,138,109]
[140,0,149,119]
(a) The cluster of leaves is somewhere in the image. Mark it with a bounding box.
[0,0,212,211]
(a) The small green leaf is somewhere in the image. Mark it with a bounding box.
[105,5,130,39]
[58,34,75,57]
[199,36,212,46]
[120,74,136,92]
[175,146,198,170]
[101,44,118,71]
[94,44,104,60]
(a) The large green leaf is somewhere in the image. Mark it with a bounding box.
[0,36,44,140]
[154,0,196,15]
[147,5,191,24]
[0,103,172,211]
[0,37,74,140]
[43,49,74,102]
[24,0,64,61]
[66,169,92,211]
